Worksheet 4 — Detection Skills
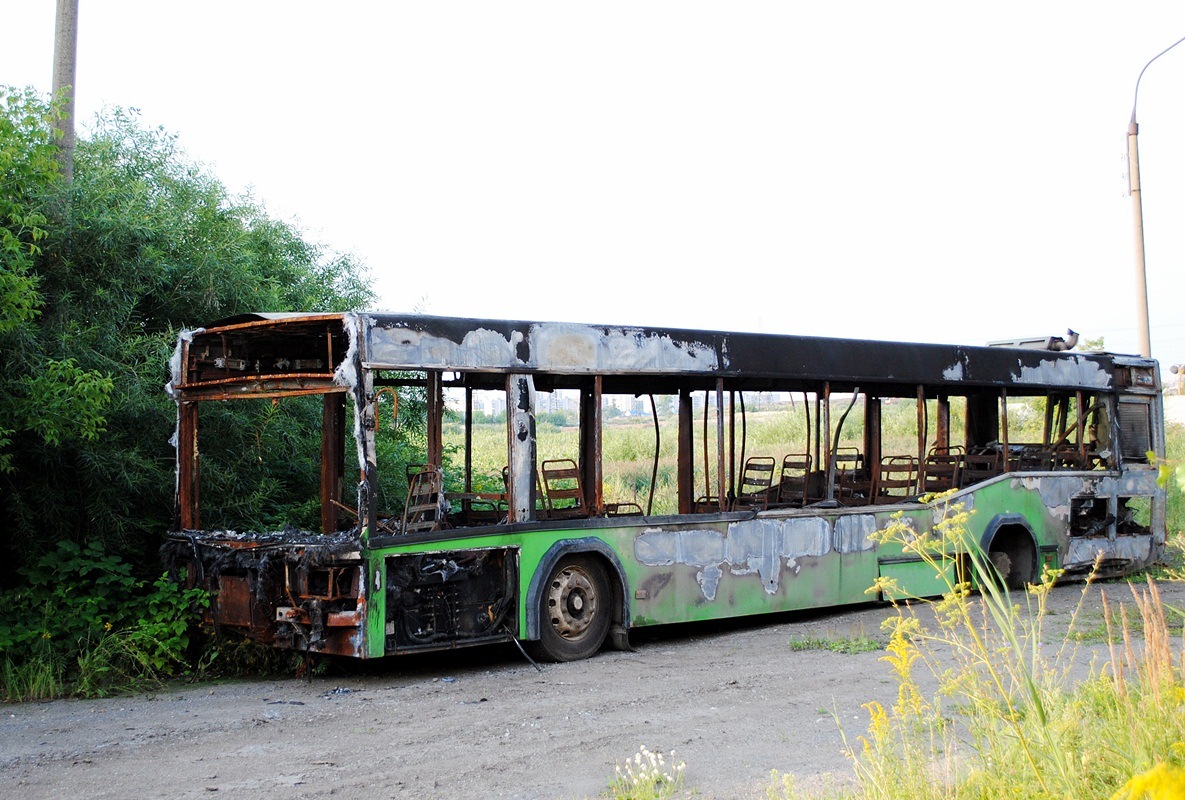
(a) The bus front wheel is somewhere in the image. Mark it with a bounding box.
[535,555,611,662]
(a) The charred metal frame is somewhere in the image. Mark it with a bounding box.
[163,313,1167,659]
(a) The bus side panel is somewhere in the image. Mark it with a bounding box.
[873,506,959,601]
[626,512,883,627]
[372,514,888,651]
[956,470,1163,580]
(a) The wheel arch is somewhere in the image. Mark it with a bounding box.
[979,513,1040,588]
[525,537,629,641]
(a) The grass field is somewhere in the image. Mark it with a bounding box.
[442,395,1164,520]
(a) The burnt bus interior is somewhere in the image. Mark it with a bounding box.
[164,314,1161,656]
[168,315,1158,535]
[369,376,1143,522]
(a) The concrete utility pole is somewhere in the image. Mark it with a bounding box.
[52,0,79,185]
[1128,34,1185,360]
[1127,119,1150,359]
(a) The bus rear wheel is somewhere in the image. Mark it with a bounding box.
[535,555,611,662]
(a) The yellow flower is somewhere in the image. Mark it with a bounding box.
[1111,763,1185,800]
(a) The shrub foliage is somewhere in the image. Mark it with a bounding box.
[0,85,374,696]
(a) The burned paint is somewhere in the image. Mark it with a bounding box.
[1015,475,1088,521]
[507,375,537,523]
[1066,534,1154,570]
[1014,356,1111,389]
[1015,472,1160,526]
[363,318,720,375]
[634,528,726,567]
[634,513,868,600]
[833,515,879,554]
[336,314,368,475]
[942,360,967,381]
[366,325,522,371]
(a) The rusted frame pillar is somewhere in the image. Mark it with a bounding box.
[320,392,346,533]
[1076,390,1087,466]
[865,396,882,492]
[1000,389,1011,472]
[579,376,603,514]
[426,370,444,469]
[1056,395,1071,444]
[915,386,926,467]
[677,389,694,514]
[506,374,537,523]
[715,378,726,512]
[935,395,951,451]
[812,393,822,472]
[728,389,737,504]
[1041,391,1055,446]
[822,383,833,500]
[464,385,474,493]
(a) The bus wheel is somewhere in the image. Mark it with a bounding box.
[536,555,611,662]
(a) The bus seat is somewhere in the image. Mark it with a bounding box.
[1012,445,1055,472]
[834,447,869,505]
[458,496,507,526]
[541,459,589,519]
[503,464,551,519]
[402,466,445,533]
[776,453,812,506]
[922,446,964,494]
[961,449,1002,487]
[694,496,723,513]
[874,456,919,504]
[733,456,776,510]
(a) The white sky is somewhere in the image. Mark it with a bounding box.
[4,2,1185,363]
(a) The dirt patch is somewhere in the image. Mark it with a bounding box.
[3,579,1180,800]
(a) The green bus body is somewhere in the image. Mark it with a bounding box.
[163,313,1166,662]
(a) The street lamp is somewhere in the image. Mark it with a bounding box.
[1128,34,1185,359]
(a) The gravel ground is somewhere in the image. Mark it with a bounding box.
[2,578,1179,800]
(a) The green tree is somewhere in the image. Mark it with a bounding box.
[0,88,55,333]
[0,89,375,584]
[0,88,110,475]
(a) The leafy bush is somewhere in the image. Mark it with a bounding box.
[0,540,207,700]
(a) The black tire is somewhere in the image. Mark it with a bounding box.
[534,555,611,662]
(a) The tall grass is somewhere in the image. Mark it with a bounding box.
[443,399,948,515]
[444,406,1183,523]
[1164,422,1185,542]
[766,497,1185,800]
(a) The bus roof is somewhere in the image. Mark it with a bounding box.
[186,312,1157,395]
[358,313,1153,394]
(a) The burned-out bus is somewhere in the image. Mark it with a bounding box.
[162,313,1166,662]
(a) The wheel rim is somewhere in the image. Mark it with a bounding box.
[546,564,600,640]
